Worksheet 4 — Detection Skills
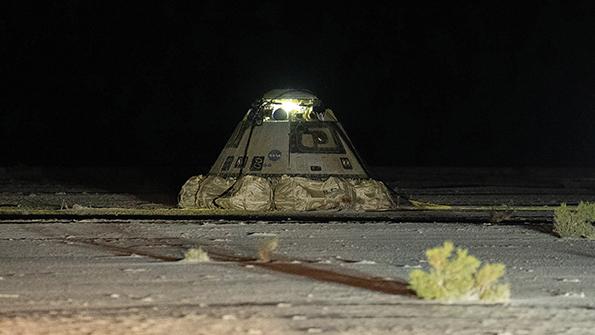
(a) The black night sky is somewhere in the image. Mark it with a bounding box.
[3,1,595,167]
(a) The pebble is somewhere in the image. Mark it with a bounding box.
[559,278,580,283]
[0,294,19,298]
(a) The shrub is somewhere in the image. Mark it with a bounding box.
[553,202,595,239]
[409,241,510,302]
[181,247,210,263]
[258,236,279,262]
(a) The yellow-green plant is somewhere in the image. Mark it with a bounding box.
[553,202,595,239]
[181,246,210,263]
[409,241,510,302]
[258,236,279,262]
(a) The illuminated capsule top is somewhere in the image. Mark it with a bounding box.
[209,89,367,178]
[252,89,337,123]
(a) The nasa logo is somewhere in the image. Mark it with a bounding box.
[267,150,282,161]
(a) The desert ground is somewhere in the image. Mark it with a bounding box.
[1,167,594,334]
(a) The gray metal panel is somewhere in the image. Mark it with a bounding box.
[210,120,367,178]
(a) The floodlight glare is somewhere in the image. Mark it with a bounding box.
[278,101,302,114]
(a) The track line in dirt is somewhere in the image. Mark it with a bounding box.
[66,237,415,298]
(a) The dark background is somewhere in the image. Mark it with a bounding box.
[3,1,595,168]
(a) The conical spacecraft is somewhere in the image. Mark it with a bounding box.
[179,89,395,211]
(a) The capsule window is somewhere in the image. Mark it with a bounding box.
[271,108,288,120]
[290,122,346,154]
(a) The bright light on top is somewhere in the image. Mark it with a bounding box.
[259,97,322,122]
[278,101,303,113]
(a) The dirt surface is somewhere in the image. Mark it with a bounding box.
[1,167,595,334]
[1,220,595,334]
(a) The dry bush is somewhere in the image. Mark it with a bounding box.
[553,202,595,239]
[258,236,279,262]
[181,247,210,263]
[409,241,510,302]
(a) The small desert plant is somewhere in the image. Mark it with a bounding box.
[409,241,510,302]
[258,236,279,262]
[489,203,515,223]
[181,247,210,263]
[553,202,595,239]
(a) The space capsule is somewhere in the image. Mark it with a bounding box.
[179,89,395,211]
